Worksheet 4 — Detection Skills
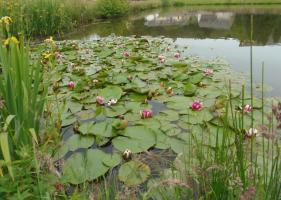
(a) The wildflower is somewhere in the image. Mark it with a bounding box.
[107,98,118,106]
[3,36,19,46]
[158,54,166,63]
[245,128,258,138]
[122,149,132,161]
[140,109,153,119]
[96,96,105,105]
[244,104,252,113]
[203,68,213,76]
[123,51,129,58]
[42,52,52,59]
[174,52,180,59]
[67,81,75,89]
[166,87,173,95]
[44,36,54,45]
[0,16,12,25]
[191,100,203,111]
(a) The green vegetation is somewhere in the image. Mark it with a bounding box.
[1,0,281,37]
[0,4,281,200]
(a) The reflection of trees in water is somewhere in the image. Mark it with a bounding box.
[69,12,281,45]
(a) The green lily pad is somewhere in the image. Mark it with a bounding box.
[118,160,151,186]
[99,86,123,102]
[112,126,156,153]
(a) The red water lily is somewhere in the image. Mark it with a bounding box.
[191,100,203,111]
[140,109,153,119]
[123,51,129,58]
[67,81,75,89]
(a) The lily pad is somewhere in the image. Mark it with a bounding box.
[118,160,151,186]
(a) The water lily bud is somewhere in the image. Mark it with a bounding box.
[118,115,125,120]
[123,51,129,58]
[203,68,213,76]
[113,119,128,130]
[191,100,203,111]
[166,87,173,95]
[244,104,252,113]
[127,75,133,81]
[140,109,153,119]
[245,128,258,138]
[174,52,180,59]
[122,149,132,161]
[67,81,75,89]
[73,122,80,133]
[198,82,204,87]
[96,96,105,105]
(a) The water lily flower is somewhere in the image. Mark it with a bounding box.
[158,55,166,63]
[140,109,153,119]
[107,98,118,106]
[191,100,203,111]
[174,52,180,59]
[122,149,132,160]
[96,96,105,105]
[244,104,252,113]
[55,52,63,60]
[92,79,99,84]
[123,51,129,58]
[245,128,258,138]
[0,16,12,25]
[203,68,214,76]
[67,81,75,89]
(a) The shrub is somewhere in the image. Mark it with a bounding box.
[95,0,129,18]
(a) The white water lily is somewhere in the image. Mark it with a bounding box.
[107,98,118,106]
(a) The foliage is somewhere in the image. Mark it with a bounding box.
[95,0,129,18]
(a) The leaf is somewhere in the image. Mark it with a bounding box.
[99,86,123,102]
[183,83,197,96]
[62,149,120,184]
[54,134,94,160]
[0,132,13,180]
[112,126,156,153]
[118,160,151,186]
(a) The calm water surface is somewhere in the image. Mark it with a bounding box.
[67,6,281,96]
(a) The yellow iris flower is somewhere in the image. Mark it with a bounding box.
[0,16,13,25]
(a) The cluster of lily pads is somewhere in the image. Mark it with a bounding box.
[35,36,266,186]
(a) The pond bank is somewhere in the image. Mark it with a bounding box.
[1,0,281,37]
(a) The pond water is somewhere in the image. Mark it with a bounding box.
[66,6,281,97]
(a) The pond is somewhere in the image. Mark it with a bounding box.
[66,6,281,97]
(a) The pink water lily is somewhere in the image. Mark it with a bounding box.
[203,68,213,76]
[67,81,75,89]
[245,128,258,138]
[123,51,129,58]
[158,55,166,63]
[191,100,203,111]
[244,104,252,113]
[140,109,153,119]
[96,96,105,105]
[174,52,180,59]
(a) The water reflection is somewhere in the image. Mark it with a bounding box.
[66,7,281,96]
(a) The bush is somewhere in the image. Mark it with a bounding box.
[95,0,129,18]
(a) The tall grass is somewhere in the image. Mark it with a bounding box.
[0,21,47,178]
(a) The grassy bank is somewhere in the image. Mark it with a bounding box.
[1,0,281,37]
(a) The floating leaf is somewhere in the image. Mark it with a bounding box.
[99,86,123,102]
[118,160,151,186]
